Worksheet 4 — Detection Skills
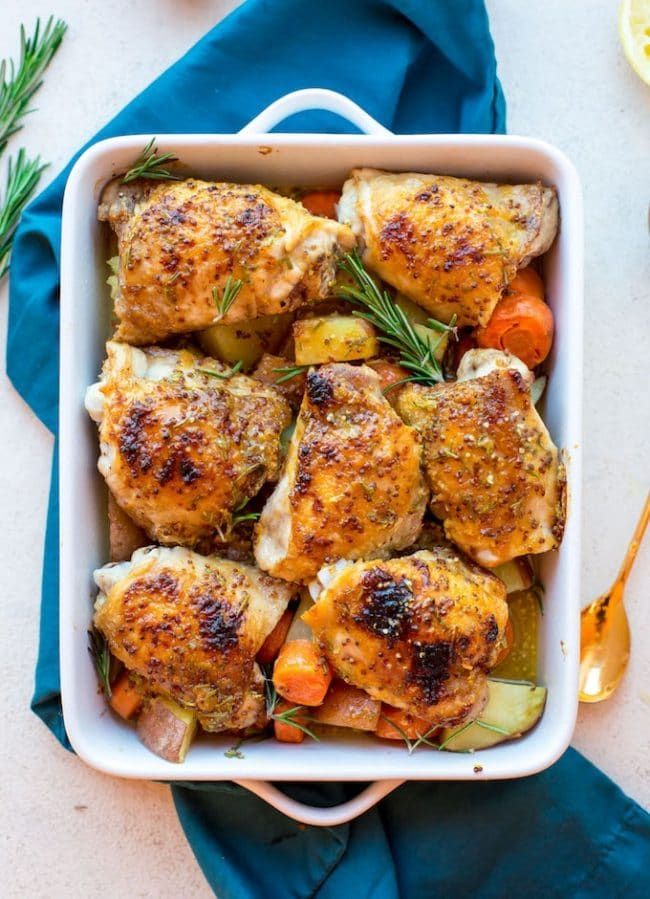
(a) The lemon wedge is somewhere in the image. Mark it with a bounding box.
[619,0,650,85]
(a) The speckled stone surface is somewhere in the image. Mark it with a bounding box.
[0,1,648,895]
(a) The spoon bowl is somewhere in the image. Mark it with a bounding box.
[579,495,648,703]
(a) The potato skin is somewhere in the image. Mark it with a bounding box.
[136,697,197,763]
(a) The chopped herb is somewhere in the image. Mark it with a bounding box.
[212,275,243,320]
[123,137,180,183]
[88,628,112,699]
[199,359,244,380]
[338,250,456,385]
[272,364,309,384]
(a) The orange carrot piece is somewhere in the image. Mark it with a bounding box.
[508,267,544,300]
[375,705,439,741]
[493,617,515,667]
[366,358,410,397]
[110,672,143,720]
[273,700,306,743]
[257,608,295,664]
[300,190,341,220]
[476,293,554,368]
[273,639,332,706]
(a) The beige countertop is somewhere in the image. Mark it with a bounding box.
[1,1,648,896]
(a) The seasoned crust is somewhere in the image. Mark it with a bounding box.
[93,546,295,732]
[99,178,355,344]
[254,363,428,583]
[338,168,558,327]
[396,366,564,566]
[303,548,508,724]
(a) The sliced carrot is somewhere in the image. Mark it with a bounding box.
[110,671,143,720]
[375,705,439,741]
[273,639,332,706]
[311,680,381,731]
[493,617,515,667]
[508,267,544,300]
[257,608,295,665]
[300,190,341,220]
[476,293,554,369]
[273,699,307,743]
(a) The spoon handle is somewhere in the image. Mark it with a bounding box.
[615,493,650,588]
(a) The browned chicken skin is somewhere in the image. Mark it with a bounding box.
[254,363,428,583]
[94,546,295,732]
[99,178,355,344]
[85,342,291,548]
[338,167,558,327]
[303,548,508,725]
[396,350,565,567]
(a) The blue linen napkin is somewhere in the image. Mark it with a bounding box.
[6,1,649,897]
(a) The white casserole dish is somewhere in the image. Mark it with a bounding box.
[59,89,583,826]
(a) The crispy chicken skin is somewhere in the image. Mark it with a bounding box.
[99,178,355,344]
[396,350,565,567]
[85,341,291,547]
[303,548,508,725]
[94,546,295,732]
[254,363,428,583]
[338,167,558,327]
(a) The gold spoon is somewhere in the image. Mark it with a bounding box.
[579,493,649,702]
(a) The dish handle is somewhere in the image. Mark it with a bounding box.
[234,778,403,827]
[238,88,392,136]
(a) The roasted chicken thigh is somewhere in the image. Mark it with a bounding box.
[396,349,565,567]
[338,167,558,327]
[254,363,428,583]
[94,546,295,732]
[100,178,355,344]
[303,548,508,725]
[85,341,291,547]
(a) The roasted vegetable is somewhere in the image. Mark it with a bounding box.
[198,313,292,370]
[439,679,546,751]
[493,557,534,594]
[253,353,307,409]
[375,705,438,741]
[136,697,197,763]
[107,491,147,562]
[492,589,541,682]
[273,639,332,706]
[311,680,381,731]
[257,607,295,665]
[109,671,144,720]
[293,315,378,365]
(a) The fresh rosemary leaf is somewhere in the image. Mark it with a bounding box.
[338,251,456,385]
[0,149,47,278]
[122,137,180,183]
[272,364,309,384]
[231,510,261,527]
[0,17,67,156]
[212,275,244,320]
[87,628,112,699]
[198,359,244,380]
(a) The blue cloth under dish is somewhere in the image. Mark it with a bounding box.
[6,1,649,896]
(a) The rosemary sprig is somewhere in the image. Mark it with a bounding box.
[122,137,180,183]
[338,251,456,385]
[0,149,47,277]
[272,363,309,384]
[263,668,320,741]
[0,17,67,156]
[199,359,244,380]
[212,275,244,320]
[230,498,261,529]
[88,628,112,699]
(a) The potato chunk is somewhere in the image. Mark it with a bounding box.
[136,697,197,763]
[311,680,381,731]
[293,315,378,365]
[198,313,293,370]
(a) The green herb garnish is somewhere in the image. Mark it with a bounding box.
[211,275,243,320]
[0,17,67,156]
[272,364,309,384]
[199,359,244,380]
[122,137,180,183]
[0,149,46,277]
[338,250,455,386]
[263,669,320,742]
[88,628,112,699]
